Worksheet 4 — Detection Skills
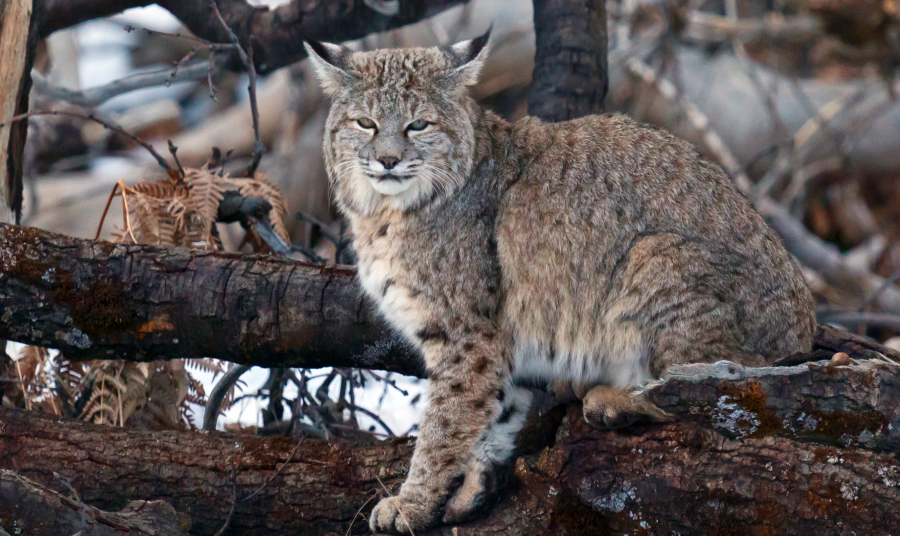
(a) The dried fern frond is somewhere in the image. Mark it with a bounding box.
[85,164,292,430]
[184,166,225,223]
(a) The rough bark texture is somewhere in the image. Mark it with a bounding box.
[0,470,191,536]
[3,358,900,535]
[527,0,608,122]
[0,223,418,373]
[0,0,33,224]
[3,222,898,377]
[37,0,465,74]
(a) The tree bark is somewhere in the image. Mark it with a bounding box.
[3,223,899,373]
[0,0,32,224]
[0,223,418,373]
[527,0,608,122]
[0,470,191,536]
[37,0,466,74]
[3,358,900,535]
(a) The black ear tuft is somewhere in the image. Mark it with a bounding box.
[307,40,339,67]
[304,41,355,96]
[445,26,493,87]
[464,24,492,63]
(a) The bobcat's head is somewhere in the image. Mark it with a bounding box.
[305,31,489,215]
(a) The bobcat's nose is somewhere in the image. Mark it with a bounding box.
[378,156,400,170]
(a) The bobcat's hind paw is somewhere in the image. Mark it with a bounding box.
[583,385,674,429]
[369,495,436,534]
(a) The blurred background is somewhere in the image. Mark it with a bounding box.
[5,0,900,439]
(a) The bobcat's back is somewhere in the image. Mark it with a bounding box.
[498,113,815,385]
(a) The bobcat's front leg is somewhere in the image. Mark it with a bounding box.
[370,325,508,534]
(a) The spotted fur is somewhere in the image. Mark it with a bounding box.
[305,33,815,534]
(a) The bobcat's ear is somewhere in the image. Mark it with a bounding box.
[304,40,355,96]
[446,26,492,87]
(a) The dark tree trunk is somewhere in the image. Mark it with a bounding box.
[3,358,900,535]
[527,0,608,122]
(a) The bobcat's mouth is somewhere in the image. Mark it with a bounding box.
[377,173,409,182]
[368,173,415,195]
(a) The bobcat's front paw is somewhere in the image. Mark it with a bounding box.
[443,462,505,525]
[369,494,437,534]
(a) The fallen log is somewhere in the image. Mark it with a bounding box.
[3,222,900,373]
[0,222,417,373]
[2,357,899,535]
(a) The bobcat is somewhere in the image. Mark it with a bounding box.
[305,30,815,534]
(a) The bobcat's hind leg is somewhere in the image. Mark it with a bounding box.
[443,386,532,524]
[582,385,673,429]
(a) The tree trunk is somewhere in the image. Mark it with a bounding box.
[3,358,900,535]
[527,0,608,122]
[0,0,32,225]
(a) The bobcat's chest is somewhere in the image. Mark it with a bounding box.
[352,216,433,346]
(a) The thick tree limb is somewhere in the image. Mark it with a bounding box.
[38,0,466,74]
[3,358,900,535]
[0,223,418,374]
[3,223,899,373]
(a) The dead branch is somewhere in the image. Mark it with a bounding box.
[0,0,32,224]
[684,12,823,43]
[4,356,900,534]
[0,223,417,373]
[37,0,468,75]
[0,110,173,170]
[1,223,897,376]
[30,61,211,108]
[609,46,900,176]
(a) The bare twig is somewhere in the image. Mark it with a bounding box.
[167,140,185,178]
[350,404,396,437]
[210,0,265,176]
[818,311,900,333]
[0,111,171,171]
[31,62,211,108]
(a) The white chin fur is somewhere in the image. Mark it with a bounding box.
[370,178,414,195]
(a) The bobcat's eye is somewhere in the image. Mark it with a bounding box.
[406,119,429,132]
[357,118,377,130]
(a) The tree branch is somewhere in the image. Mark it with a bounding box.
[38,0,467,74]
[4,357,900,534]
[2,223,897,373]
[0,223,419,374]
